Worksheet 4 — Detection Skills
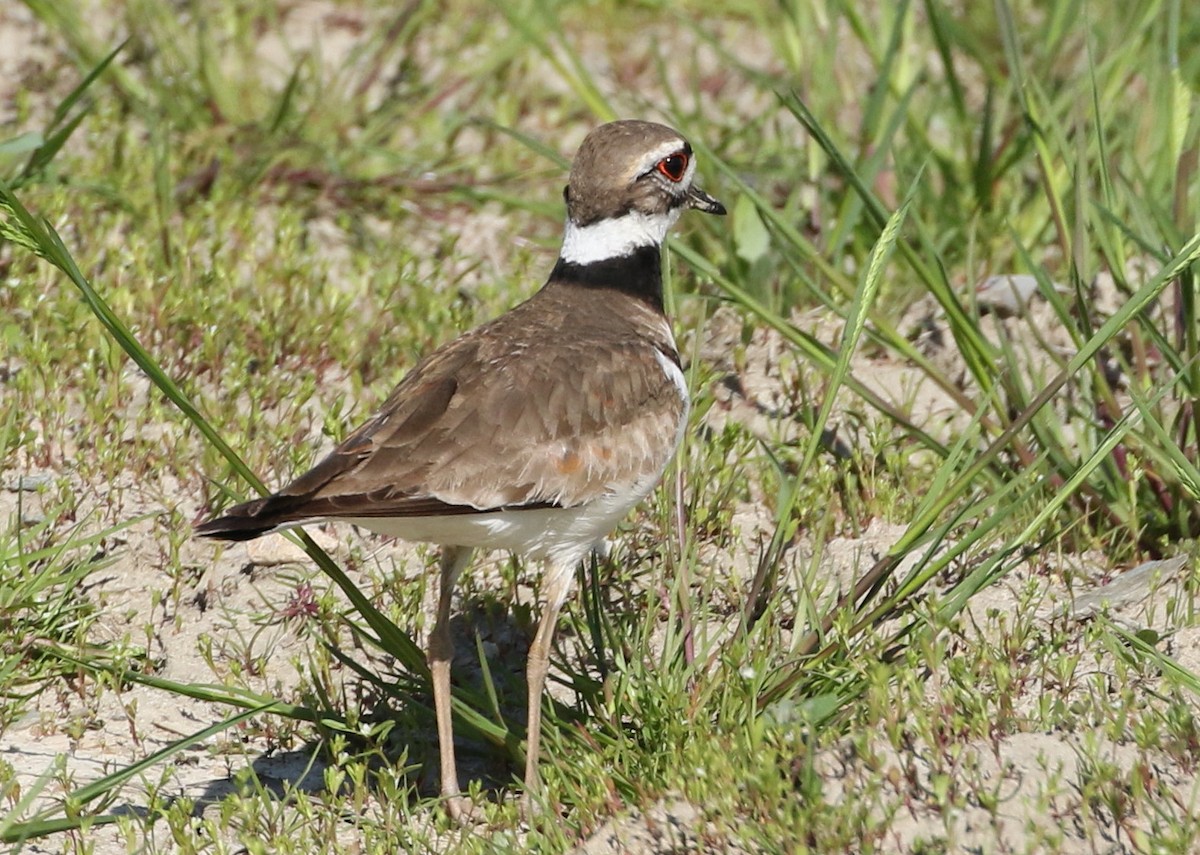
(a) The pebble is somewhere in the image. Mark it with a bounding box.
[6,473,53,492]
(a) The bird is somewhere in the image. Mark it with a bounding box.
[195,119,725,819]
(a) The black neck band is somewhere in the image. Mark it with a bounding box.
[548,244,664,312]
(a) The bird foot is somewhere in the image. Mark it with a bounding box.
[444,793,484,826]
[519,792,536,823]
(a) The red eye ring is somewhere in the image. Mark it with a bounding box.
[656,152,689,182]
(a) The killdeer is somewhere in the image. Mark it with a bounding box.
[196,119,725,818]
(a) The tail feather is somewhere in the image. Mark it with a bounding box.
[195,495,299,542]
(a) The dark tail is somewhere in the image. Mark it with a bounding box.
[195,496,296,542]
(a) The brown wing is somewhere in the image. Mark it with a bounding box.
[196,295,684,541]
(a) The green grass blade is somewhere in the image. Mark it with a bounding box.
[672,241,951,459]
[0,178,265,493]
[779,89,998,395]
[22,41,127,180]
[0,180,429,679]
[1103,618,1200,697]
[1,704,273,843]
[802,192,911,475]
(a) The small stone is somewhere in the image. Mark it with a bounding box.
[975,274,1069,317]
[1072,555,1189,620]
[7,473,53,492]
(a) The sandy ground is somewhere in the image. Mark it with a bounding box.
[3,4,1199,853]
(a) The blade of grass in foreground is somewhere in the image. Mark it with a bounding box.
[932,370,1185,622]
[886,231,1200,568]
[672,240,950,460]
[1103,618,1200,698]
[0,764,57,842]
[40,646,328,722]
[760,232,1200,705]
[745,190,913,625]
[0,704,272,843]
[780,89,998,397]
[0,177,429,678]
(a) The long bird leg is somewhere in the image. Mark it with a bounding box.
[521,560,574,817]
[429,545,474,821]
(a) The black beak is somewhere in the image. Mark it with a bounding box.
[687,185,726,216]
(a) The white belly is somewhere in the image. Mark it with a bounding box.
[339,486,649,569]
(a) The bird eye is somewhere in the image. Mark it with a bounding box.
[656,153,689,182]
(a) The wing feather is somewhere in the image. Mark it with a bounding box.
[196,294,685,540]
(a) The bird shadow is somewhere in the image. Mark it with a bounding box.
[188,587,539,816]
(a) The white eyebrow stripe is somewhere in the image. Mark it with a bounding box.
[633,139,690,176]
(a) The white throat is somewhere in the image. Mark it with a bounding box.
[559,208,681,266]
